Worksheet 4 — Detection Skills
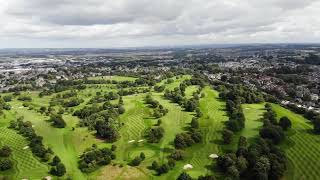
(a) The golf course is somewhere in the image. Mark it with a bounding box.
[0,75,319,180]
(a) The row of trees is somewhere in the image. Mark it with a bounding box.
[216,104,291,179]
[260,103,291,144]
[49,156,66,176]
[0,146,13,171]
[8,118,66,176]
[78,144,116,173]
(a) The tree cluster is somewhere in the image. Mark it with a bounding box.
[78,144,115,173]
[129,152,145,166]
[217,137,287,180]
[145,94,168,118]
[0,146,13,172]
[259,104,289,144]
[150,159,176,175]
[147,127,164,143]
[74,98,123,142]
[49,114,66,128]
[9,118,55,162]
[49,156,66,177]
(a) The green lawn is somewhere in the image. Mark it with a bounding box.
[185,85,199,99]
[184,86,228,178]
[271,104,320,180]
[241,103,265,141]
[0,116,49,179]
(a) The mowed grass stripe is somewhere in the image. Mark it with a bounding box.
[187,87,228,177]
[0,127,48,179]
[271,104,320,180]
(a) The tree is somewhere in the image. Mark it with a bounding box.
[56,163,66,176]
[151,161,159,170]
[118,106,125,114]
[130,156,142,166]
[226,165,239,179]
[259,125,285,144]
[51,156,61,166]
[147,127,164,143]
[279,117,292,130]
[196,108,203,117]
[313,116,320,134]
[140,152,145,160]
[177,172,192,180]
[253,157,270,180]
[191,117,199,129]
[222,129,234,144]
[0,159,13,171]
[50,114,66,128]
[0,146,12,157]
[170,150,184,161]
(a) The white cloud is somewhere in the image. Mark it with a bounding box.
[0,0,319,48]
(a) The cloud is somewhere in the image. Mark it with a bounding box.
[0,0,319,48]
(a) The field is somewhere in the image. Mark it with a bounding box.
[271,104,320,180]
[240,103,320,180]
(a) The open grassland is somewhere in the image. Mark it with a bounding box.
[271,104,320,180]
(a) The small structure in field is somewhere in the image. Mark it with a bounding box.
[128,140,135,143]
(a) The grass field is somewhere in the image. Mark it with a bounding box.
[185,87,228,178]
[241,103,265,141]
[271,104,320,180]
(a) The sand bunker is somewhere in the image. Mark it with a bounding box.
[183,164,193,170]
[209,154,218,159]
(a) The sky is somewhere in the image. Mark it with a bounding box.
[0,0,319,48]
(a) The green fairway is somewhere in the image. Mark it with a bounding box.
[271,104,320,180]
[0,127,49,179]
[241,103,265,141]
[185,85,199,99]
[184,86,228,178]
